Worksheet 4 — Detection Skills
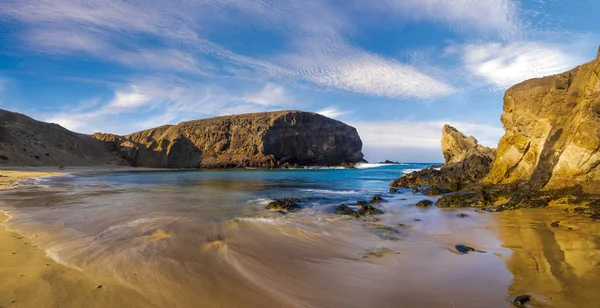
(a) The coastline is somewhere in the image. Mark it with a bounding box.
[0,166,170,307]
[0,212,155,308]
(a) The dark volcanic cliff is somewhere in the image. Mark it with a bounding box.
[1,110,364,169]
[118,111,364,168]
[0,109,111,166]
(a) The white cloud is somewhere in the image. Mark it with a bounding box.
[352,120,504,162]
[42,78,299,134]
[296,54,455,99]
[367,0,519,37]
[0,0,457,100]
[316,107,348,119]
[352,120,502,149]
[242,83,294,107]
[456,41,586,88]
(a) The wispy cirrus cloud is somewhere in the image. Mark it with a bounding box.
[447,39,595,89]
[0,0,456,100]
[44,78,299,134]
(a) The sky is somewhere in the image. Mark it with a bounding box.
[0,0,598,163]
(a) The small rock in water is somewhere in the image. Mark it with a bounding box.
[357,200,368,206]
[550,221,560,228]
[414,218,421,222]
[335,204,360,217]
[266,198,299,211]
[457,213,469,218]
[370,195,384,203]
[415,200,433,207]
[389,187,398,193]
[513,295,531,306]
[358,204,384,216]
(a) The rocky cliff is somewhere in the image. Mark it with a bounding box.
[0,109,111,166]
[391,124,495,193]
[392,47,600,213]
[117,111,364,168]
[483,49,600,194]
[1,110,364,169]
[441,125,495,164]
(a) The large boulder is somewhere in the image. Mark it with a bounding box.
[391,125,495,193]
[442,125,495,164]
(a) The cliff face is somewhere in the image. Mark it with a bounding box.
[0,109,364,169]
[484,50,600,194]
[0,109,110,166]
[98,111,364,168]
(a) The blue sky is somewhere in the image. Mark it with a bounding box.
[0,0,598,162]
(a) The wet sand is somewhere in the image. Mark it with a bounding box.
[1,170,600,307]
[0,212,155,308]
[0,170,65,190]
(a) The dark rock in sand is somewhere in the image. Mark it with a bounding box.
[415,200,433,208]
[335,204,360,217]
[267,198,300,211]
[513,295,531,307]
[359,204,385,216]
[420,185,451,196]
[457,213,469,218]
[455,245,476,254]
[590,213,600,220]
[455,245,486,254]
[550,221,560,228]
[363,247,394,258]
[370,195,384,203]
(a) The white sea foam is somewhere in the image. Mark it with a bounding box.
[354,163,387,169]
[233,217,284,226]
[402,168,423,174]
[246,198,275,205]
[299,189,362,195]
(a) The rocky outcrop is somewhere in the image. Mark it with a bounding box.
[483,50,600,194]
[0,109,110,166]
[392,47,600,214]
[441,125,495,164]
[119,111,364,168]
[391,125,495,193]
[0,109,364,169]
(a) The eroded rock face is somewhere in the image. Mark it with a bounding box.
[110,110,364,168]
[442,125,495,164]
[392,48,600,213]
[483,51,600,194]
[391,125,495,193]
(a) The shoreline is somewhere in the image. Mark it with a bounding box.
[0,212,156,307]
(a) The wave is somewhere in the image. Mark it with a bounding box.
[402,168,423,174]
[246,198,275,205]
[299,189,362,195]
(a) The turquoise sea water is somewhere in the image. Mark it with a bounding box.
[0,163,521,307]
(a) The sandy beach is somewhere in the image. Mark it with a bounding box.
[0,167,169,307]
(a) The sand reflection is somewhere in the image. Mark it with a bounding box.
[496,209,600,307]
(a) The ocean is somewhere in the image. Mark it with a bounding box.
[1,163,598,307]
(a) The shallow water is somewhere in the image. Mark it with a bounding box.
[1,164,599,307]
